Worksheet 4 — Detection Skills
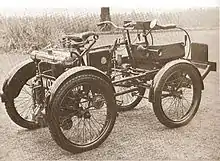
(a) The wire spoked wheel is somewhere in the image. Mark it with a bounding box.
[47,74,116,153]
[153,63,202,128]
[5,77,44,129]
[111,71,145,112]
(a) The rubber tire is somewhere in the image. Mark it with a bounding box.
[117,87,145,112]
[5,77,41,130]
[47,74,117,153]
[153,63,202,128]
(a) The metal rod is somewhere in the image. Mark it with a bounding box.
[139,83,151,88]
[90,45,112,51]
[40,74,56,80]
[114,87,139,96]
[126,29,131,45]
[201,65,211,80]
[132,93,148,99]
[129,67,148,73]
[189,60,208,69]
[112,72,147,84]
[112,70,158,85]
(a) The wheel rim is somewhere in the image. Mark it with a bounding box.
[58,83,112,146]
[160,70,196,122]
[14,78,39,122]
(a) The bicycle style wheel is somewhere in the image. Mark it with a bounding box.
[153,63,202,128]
[47,74,117,153]
[5,77,44,129]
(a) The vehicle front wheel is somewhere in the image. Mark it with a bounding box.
[47,74,117,153]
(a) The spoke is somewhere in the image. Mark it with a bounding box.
[175,98,181,120]
[22,87,32,96]
[91,114,105,127]
[83,119,85,143]
[179,99,187,118]
[175,73,186,90]
[20,104,34,120]
[161,93,173,98]
[77,118,84,142]
[18,103,33,115]
[64,118,82,141]
[16,95,31,99]
[182,96,191,107]
[90,116,103,134]
[181,97,192,114]
[14,98,31,106]
[163,97,175,111]
[15,95,31,101]
[62,117,81,141]
[15,99,32,109]
[59,83,108,144]
[162,97,173,107]
[87,119,99,139]
[166,98,177,117]
[165,77,182,85]
[169,97,177,120]
[83,119,93,142]
[69,117,83,131]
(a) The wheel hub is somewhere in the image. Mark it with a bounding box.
[170,89,183,99]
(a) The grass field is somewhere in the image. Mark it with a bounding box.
[0,29,219,160]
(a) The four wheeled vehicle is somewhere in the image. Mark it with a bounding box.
[0,19,216,153]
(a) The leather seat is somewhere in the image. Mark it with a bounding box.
[62,35,83,42]
[62,31,97,42]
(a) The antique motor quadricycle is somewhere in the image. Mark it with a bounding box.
[0,19,216,153]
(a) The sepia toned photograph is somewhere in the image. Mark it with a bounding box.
[0,0,219,160]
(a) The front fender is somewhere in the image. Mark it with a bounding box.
[148,59,204,103]
[48,66,114,107]
[2,59,36,100]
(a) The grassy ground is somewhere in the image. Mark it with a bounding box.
[0,29,219,160]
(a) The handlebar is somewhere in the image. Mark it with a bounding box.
[97,21,135,30]
[97,21,177,31]
[156,24,176,30]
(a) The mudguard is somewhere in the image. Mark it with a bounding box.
[148,59,204,103]
[48,66,114,107]
[2,59,36,100]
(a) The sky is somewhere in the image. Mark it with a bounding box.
[0,0,219,16]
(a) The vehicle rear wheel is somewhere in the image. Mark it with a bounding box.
[110,70,145,112]
[5,77,43,129]
[115,85,145,112]
[153,63,202,128]
[47,74,117,153]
